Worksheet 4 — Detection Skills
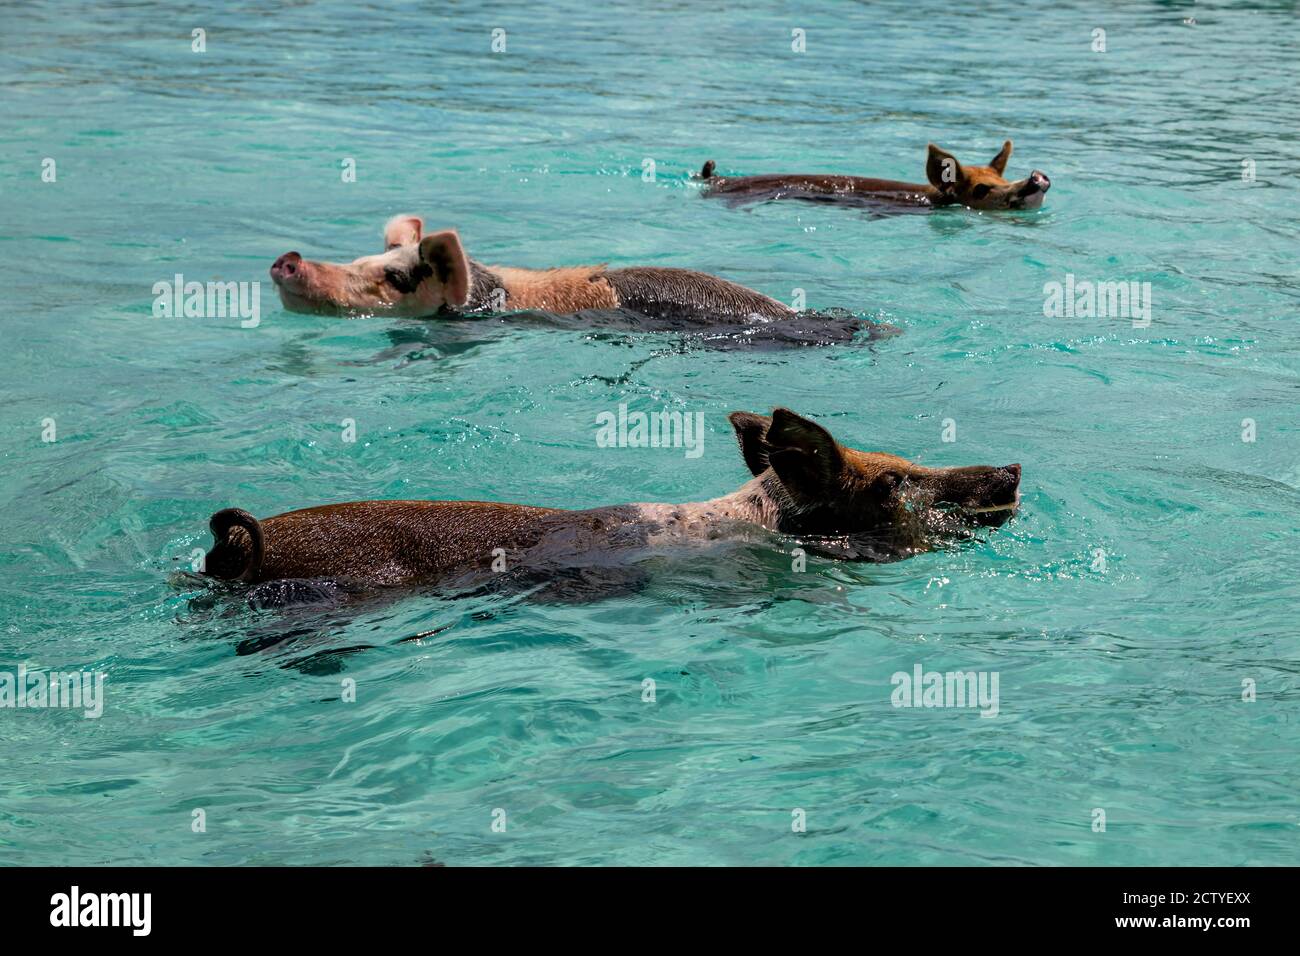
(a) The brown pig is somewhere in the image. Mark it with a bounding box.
[699,141,1050,211]
[202,408,1021,591]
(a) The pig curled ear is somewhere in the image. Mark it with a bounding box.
[418,230,471,308]
[728,411,773,476]
[926,143,964,191]
[764,408,844,496]
[989,140,1012,175]
[383,214,424,250]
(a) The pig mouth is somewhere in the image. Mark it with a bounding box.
[276,286,335,314]
[962,492,1020,515]
[917,469,1021,528]
[956,490,1020,528]
[272,272,305,295]
[272,278,342,315]
[273,281,380,318]
[907,495,1019,534]
[1010,192,1044,211]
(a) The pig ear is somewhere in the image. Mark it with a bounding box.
[418,230,471,307]
[383,215,423,250]
[989,140,1012,175]
[764,408,845,498]
[926,144,965,191]
[728,411,773,476]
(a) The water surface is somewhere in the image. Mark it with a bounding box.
[1,0,1297,865]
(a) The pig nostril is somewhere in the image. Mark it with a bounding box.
[271,252,302,278]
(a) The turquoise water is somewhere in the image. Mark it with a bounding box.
[2,0,1298,866]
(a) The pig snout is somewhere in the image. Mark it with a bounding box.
[270,251,303,286]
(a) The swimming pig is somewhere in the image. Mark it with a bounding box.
[201,408,1021,591]
[269,215,794,321]
[699,141,1051,211]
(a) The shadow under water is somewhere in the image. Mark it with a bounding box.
[169,516,1006,673]
[343,306,898,368]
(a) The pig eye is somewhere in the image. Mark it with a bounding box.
[971,184,992,200]
[383,267,421,294]
[876,471,904,494]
